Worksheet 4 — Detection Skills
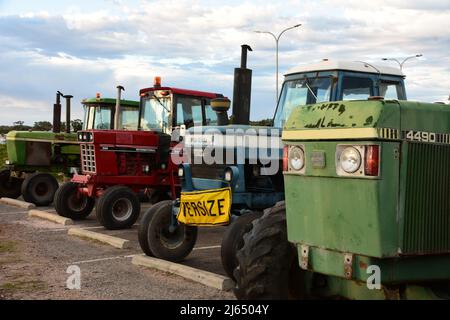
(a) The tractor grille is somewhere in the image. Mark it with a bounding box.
[402,142,450,254]
[190,163,226,180]
[81,144,96,173]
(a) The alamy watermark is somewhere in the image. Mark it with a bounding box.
[66,265,81,290]
[171,128,282,176]
[366,264,381,290]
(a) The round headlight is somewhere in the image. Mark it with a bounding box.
[224,168,233,182]
[339,147,362,173]
[289,146,305,171]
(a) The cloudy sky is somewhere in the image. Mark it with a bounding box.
[0,0,449,125]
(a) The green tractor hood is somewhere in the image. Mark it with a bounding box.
[283,100,450,141]
[6,130,79,166]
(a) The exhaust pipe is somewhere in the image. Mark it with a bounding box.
[232,44,252,125]
[64,94,73,134]
[53,91,63,133]
[114,85,125,130]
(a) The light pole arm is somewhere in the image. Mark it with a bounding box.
[400,55,421,68]
[277,24,301,41]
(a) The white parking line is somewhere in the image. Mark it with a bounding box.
[71,254,140,265]
[70,246,220,264]
[193,245,221,250]
[39,225,106,232]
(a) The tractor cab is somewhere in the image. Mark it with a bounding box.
[82,95,140,131]
[274,60,406,128]
[138,77,220,135]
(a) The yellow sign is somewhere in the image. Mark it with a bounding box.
[177,187,232,226]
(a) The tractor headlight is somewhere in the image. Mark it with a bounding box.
[339,147,362,173]
[178,166,184,177]
[83,134,87,141]
[288,146,305,171]
[78,133,83,141]
[224,168,233,182]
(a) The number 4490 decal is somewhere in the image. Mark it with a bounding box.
[405,130,436,142]
[403,130,450,144]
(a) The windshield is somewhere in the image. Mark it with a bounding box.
[119,106,139,130]
[140,96,171,132]
[274,77,332,128]
[82,104,111,130]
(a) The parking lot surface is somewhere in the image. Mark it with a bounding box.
[0,200,234,300]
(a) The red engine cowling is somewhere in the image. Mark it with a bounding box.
[79,130,169,176]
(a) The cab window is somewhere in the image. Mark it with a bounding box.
[119,106,139,130]
[342,77,374,100]
[273,77,332,128]
[204,103,218,125]
[84,105,95,130]
[380,82,402,100]
[176,97,203,128]
[93,106,112,130]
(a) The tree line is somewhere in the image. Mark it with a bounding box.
[0,120,83,134]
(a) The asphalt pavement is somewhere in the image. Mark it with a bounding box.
[0,199,234,300]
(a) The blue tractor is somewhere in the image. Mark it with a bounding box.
[138,47,407,280]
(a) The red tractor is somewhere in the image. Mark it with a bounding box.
[54,78,223,229]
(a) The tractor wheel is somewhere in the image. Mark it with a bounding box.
[0,169,23,199]
[21,172,59,206]
[138,201,173,256]
[54,182,95,220]
[138,200,197,262]
[96,186,140,230]
[234,201,304,300]
[220,211,262,280]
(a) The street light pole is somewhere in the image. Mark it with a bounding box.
[254,24,302,102]
[381,54,423,71]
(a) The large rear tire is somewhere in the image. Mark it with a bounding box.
[138,200,197,262]
[0,169,23,199]
[96,186,140,230]
[234,201,303,300]
[221,211,262,280]
[54,182,95,220]
[21,172,59,206]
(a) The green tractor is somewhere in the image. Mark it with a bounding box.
[0,91,139,206]
[234,97,450,299]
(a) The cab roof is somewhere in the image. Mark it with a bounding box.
[81,98,139,107]
[286,60,405,77]
[139,86,222,99]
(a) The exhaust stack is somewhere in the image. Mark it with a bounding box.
[64,94,73,133]
[232,44,252,125]
[114,85,125,130]
[53,91,63,133]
